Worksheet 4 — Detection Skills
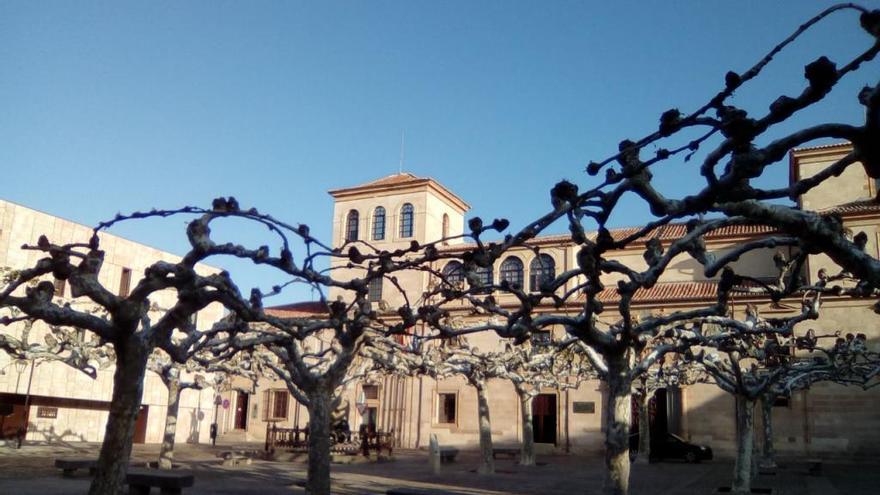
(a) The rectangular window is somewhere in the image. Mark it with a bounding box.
[119,268,132,298]
[437,392,457,424]
[530,331,552,348]
[53,278,66,298]
[368,278,383,302]
[262,389,290,421]
[363,385,379,400]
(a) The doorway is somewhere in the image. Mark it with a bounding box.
[133,406,149,444]
[235,392,249,430]
[364,407,378,432]
[532,394,557,444]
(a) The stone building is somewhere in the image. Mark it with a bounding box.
[234,143,880,459]
[0,199,225,446]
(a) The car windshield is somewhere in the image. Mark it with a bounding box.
[668,433,686,442]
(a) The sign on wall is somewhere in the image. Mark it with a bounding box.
[572,401,595,414]
[36,407,58,419]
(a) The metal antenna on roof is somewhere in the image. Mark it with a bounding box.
[399,130,405,174]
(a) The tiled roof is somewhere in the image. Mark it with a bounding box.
[594,280,768,304]
[439,222,777,252]
[595,281,720,304]
[791,142,853,153]
[265,301,329,317]
[349,172,422,189]
[328,172,470,211]
[820,198,880,216]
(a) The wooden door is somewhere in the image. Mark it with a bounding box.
[532,394,557,444]
[235,392,249,430]
[0,403,27,439]
[133,406,149,444]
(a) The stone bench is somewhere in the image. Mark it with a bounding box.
[438,447,458,464]
[55,458,98,477]
[492,447,520,459]
[218,451,253,467]
[126,467,194,495]
[387,488,471,495]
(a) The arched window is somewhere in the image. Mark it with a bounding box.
[499,256,524,289]
[471,265,493,293]
[372,206,386,241]
[442,261,464,286]
[399,203,414,238]
[345,210,359,242]
[529,254,556,292]
[442,213,450,243]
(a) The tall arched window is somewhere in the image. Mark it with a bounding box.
[441,213,450,243]
[399,203,414,238]
[529,254,556,292]
[442,261,464,287]
[470,265,493,293]
[372,206,386,241]
[500,256,524,289]
[345,210,359,242]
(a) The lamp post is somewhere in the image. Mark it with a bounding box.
[13,359,33,449]
[13,359,27,390]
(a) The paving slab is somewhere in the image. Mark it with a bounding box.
[0,443,876,495]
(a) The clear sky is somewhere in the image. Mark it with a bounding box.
[1,1,877,303]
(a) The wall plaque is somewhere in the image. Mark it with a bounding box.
[36,407,58,419]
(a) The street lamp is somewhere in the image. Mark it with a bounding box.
[15,359,36,449]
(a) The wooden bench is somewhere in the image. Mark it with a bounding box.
[55,458,97,477]
[492,447,519,459]
[126,467,194,495]
[438,447,458,464]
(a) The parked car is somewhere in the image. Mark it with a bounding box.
[628,432,713,463]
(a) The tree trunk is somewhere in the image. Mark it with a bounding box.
[517,388,535,466]
[732,396,756,495]
[475,382,495,474]
[635,390,651,464]
[602,354,632,495]
[758,394,776,470]
[88,338,149,495]
[158,376,182,469]
[306,388,333,495]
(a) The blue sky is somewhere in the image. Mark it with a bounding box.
[1,1,877,303]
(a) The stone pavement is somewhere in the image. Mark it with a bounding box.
[0,442,876,494]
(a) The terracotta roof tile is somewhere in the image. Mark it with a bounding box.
[820,199,880,216]
[265,301,329,317]
[349,172,423,189]
[439,222,777,253]
[594,280,766,304]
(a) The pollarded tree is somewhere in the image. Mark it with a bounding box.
[0,309,114,380]
[0,199,440,495]
[630,354,708,464]
[415,6,880,495]
[148,353,208,470]
[495,339,593,466]
[756,330,880,470]
[681,307,880,495]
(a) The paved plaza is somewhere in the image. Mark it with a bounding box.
[0,442,877,494]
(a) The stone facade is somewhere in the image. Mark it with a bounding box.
[239,144,880,459]
[0,199,225,445]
